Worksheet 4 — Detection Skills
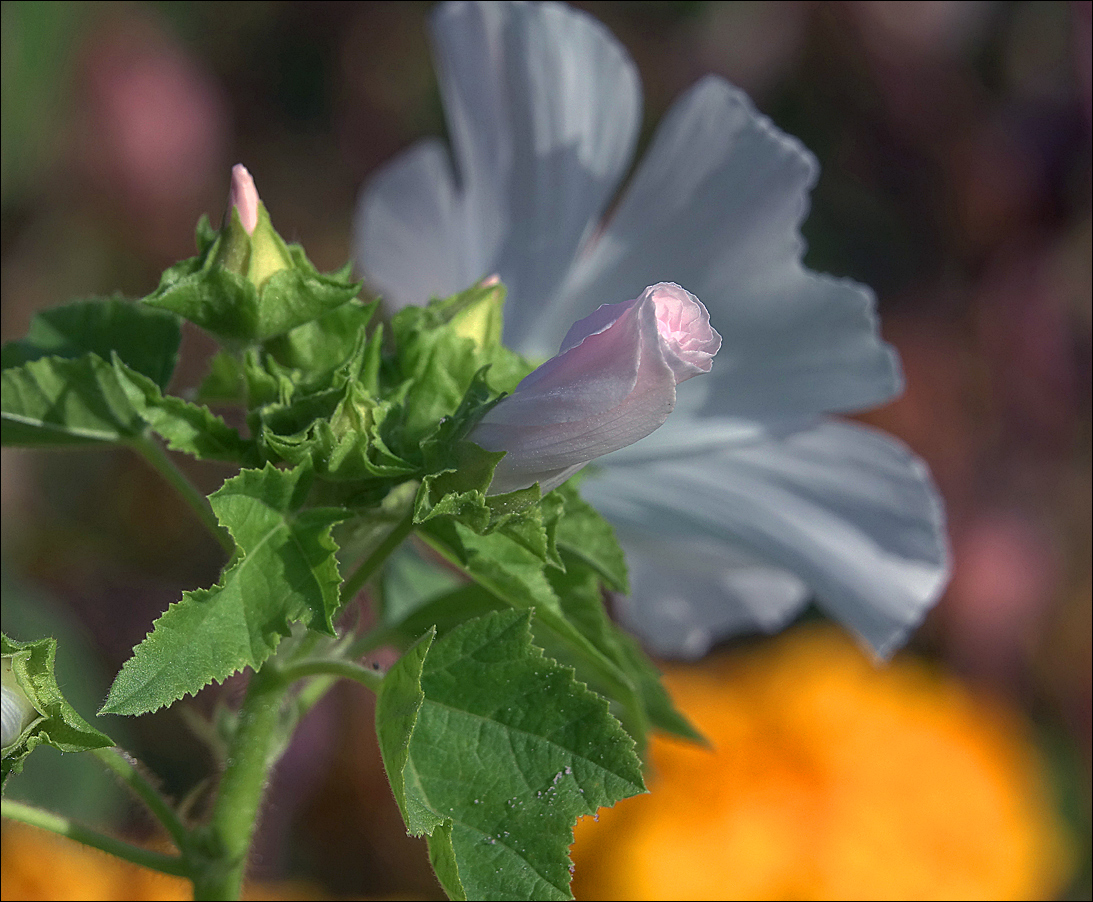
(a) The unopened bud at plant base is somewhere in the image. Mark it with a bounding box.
[214,163,293,289]
[471,282,721,494]
[2,657,41,752]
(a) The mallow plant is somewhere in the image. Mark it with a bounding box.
[0,3,948,901]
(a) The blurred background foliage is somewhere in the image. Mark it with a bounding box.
[1,1,1089,899]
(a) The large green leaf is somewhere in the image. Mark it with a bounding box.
[1,353,145,446]
[1,296,181,389]
[2,633,113,787]
[101,465,349,716]
[375,611,645,901]
[420,497,696,747]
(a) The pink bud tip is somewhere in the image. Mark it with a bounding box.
[229,164,260,234]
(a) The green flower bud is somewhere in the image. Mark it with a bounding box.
[448,276,505,349]
[143,165,361,342]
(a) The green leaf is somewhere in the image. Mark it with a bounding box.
[2,354,145,446]
[552,483,628,594]
[375,611,645,901]
[544,556,701,745]
[112,358,252,462]
[0,299,186,448]
[1,296,181,389]
[263,299,377,374]
[2,634,113,788]
[417,520,657,749]
[420,492,696,748]
[101,464,350,716]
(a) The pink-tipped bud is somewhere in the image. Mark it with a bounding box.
[229,163,260,234]
[471,282,721,494]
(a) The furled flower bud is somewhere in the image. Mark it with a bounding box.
[214,163,293,288]
[229,163,260,235]
[471,282,721,494]
[2,657,40,752]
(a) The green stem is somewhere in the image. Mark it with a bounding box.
[191,666,288,901]
[1,799,189,878]
[340,511,414,605]
[91,747,190,852]
[131,432,234,554]
[279,658,384,693]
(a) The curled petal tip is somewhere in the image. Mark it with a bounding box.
[229,163,260,234]
[645,282,721,382]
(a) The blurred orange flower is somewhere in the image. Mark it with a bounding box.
[0,823,325,901]
[571,626,1074,901]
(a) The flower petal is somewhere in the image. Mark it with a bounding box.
[471,289,678,494]
[354,138,479,309]
[355,0,642,328]
[611,534,810,660]
[582,420,950,658]
[541,75,901,416]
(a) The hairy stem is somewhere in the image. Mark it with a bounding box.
[191,667,287,901]
[280,658,384,693]
[131,432,234,554]
[92,747,190,852]
[1,799,188,877]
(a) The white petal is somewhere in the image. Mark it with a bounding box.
[354,139,481,310]
[613,534,809,659]
[356,1,642,331]
[582,420,950,657]
[549,76,901,417]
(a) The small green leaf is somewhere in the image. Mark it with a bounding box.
[2,634,112,788]
[375,611,645,901]
[1,296,181,389]
[112,358,252,462]
[101,464,350,716]
[2,354,144,446]
[552,483,628,593]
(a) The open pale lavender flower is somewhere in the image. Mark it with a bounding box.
[355,0,950,658]
[472,282,721,494]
